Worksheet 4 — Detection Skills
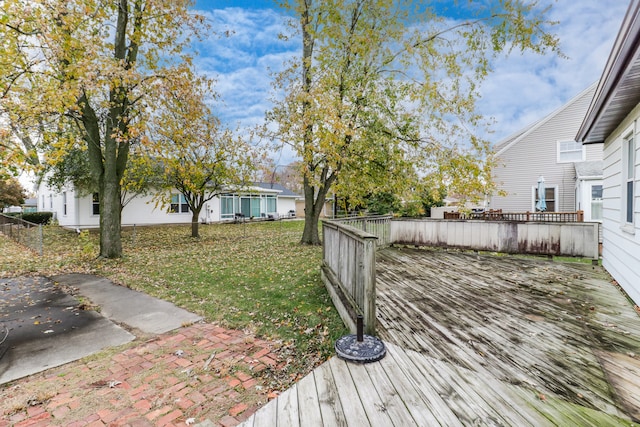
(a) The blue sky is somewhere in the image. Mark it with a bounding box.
[191,0,628,163]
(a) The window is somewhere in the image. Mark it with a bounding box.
[170,194,189,213]
[624,134,635,224]
[49,194,53,209]
[62,192,67,216]
[221,194,236,219]
[92,193,100,215]
[591,185,603,222]
[533,186,556,212]
[557,140,585,163]
[41,195,45,210]
[265,195,277,213]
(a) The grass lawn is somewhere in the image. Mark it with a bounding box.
[0,219,348,389]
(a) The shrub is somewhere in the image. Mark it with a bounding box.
[21,212,53,225]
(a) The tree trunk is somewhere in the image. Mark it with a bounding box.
[301,204,323,245]
[301,179,329,245]
[100,174,122,258]
[190,209,201,238]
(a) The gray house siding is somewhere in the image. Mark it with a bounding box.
[490,84,600,213]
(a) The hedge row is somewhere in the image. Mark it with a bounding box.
[20,212,54,225]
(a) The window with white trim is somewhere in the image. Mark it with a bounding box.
[92,193,100,215]
[170,194,189,213]
[220,194,236,219]
[591,184,603,222]
[557,140,585,163]
[533,186,556,212]
[624,133,635,225]
[62,191,67,216]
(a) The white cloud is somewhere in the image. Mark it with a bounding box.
[192,7,297,130]
[192,1,629,159]
[479,0,629,143]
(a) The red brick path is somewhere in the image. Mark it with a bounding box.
[0,324,283,427]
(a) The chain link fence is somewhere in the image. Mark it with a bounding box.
[0,214,43,255]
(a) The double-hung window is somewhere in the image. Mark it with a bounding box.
[591,185,603,222]
[624,133,636,225]
[557,140,585,163]
[170,194,189,213]
[533,186,556,212]
[62,192,67,216]
[92,193,100,215]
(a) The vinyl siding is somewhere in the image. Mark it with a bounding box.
[37,183,299,228]
[601,101,640,306]
[490,85,601,212]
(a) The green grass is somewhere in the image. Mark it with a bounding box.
[0,220,348,389]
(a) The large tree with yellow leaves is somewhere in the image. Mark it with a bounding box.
[1,0,204,257]
[268,0,561,245]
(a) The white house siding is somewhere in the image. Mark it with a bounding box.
[491,84,600,213]
[278,197,297,218]
[38,183,301,229]
[600,102,640,306]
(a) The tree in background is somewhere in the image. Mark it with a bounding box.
[268,0,560,245]
[257,160,305,195]
[145,70,256,238]
[366,192,401,216]
[0,177,26,209]
[0,0,204,258]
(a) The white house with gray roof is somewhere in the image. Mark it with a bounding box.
[37,181,300,229]
[576,0,640,306]
[490,83,604,222]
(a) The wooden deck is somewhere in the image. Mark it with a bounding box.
[240,248,640,426]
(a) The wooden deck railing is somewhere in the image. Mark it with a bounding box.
[444,209,585,222]
[331,215,392,247]
[321,220,378,335]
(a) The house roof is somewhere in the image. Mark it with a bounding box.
[574,161,604,179]
[252,182,301,198]
[577,0,640,143]
[494,83,598,156]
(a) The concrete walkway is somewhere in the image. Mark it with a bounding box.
[1,274,201,385]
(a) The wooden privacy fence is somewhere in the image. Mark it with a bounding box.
[321,220,379,335]
[391,218,599,261]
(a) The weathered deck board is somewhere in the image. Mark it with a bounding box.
[240,249,640,426]
[313,362,348,427]
[376,248,640,417]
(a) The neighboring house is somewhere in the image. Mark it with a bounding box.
[22,197,37,213]
[576,0,640,306]
[37,181,300,229]
[490,83,604,221]
[294,198,334,218]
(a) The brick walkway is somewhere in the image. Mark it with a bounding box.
[0,323,284,427]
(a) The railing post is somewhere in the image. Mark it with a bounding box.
[362,235,377,335]
[577,210,584,222]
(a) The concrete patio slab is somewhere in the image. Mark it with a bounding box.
[51,273,202,334]
[1,273,202,385]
